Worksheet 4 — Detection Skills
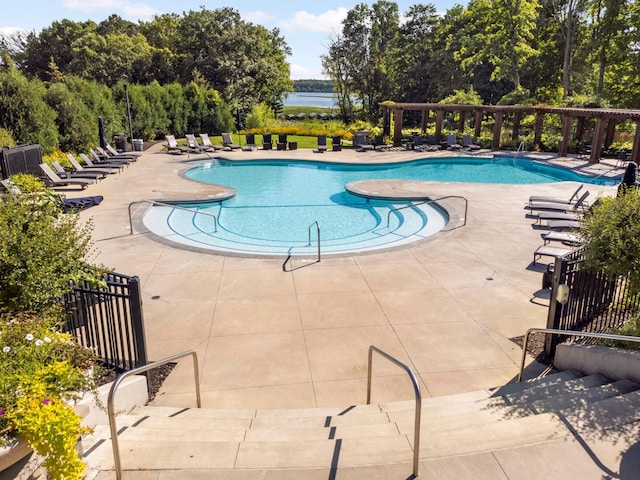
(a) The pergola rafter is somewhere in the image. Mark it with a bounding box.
[379,103,640,163]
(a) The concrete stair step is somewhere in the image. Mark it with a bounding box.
[417,412,571,459]
[529,379,640,414]
[489,370,582,397]
[560,388,640,430]
[503,373,612,405]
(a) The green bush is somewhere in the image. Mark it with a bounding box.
[245,103,276,129]
[0,127,15,148]
[8,173,46,193]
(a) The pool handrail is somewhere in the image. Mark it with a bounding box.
[367,345,422,478]
[386,195,468,230]
[308,220,321,262]
[107,350,201,480]
[518,327,640,382]
[128,199,218,235]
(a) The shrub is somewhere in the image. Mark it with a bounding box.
[0,127,15,148]
[245,103,276,129]
[0,312,95,479]
[8,173,45,193]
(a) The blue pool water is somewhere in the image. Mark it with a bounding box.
[142,157,616,256]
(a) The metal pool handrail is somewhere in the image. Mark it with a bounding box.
[308,220,321,262]
[518,328,640,382]
[128,199,218,234]
[107,350,201,480]
[367,345,422,478]
[386,195,468,230]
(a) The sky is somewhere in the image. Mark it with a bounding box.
[0,0,456,80]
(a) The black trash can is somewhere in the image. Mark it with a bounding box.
[114,134,127,152]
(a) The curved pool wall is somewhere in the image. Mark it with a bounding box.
[141,156,616,256]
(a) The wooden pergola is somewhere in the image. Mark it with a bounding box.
[379,103,640,163]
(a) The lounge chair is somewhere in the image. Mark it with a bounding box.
[106,143,141,158]
[221,133,241,150]
[332,136,342,152]
[53,161,104,182]
[533,244,578,264]
[411,135,437,152]
[277,134,288,151]
[67,153,116,176]
[262,134,273,150]
[373,135,391,151]
[462,134,481,150]
[90,148,133,165]
[316,135,328,153]
[244,134,258,151]
[426,135,440,149]
[164,135,190,155]
[39,163,94,189]
[185,133,214,153]
[0,179,20,194]
[446,134,462,150]
[79,153,125,172]
[353,134,373,151]
[529,184,583,207]
[542,231,582,246]
[546,219,582,230]
[198,133,223,151]
[529,191,590,213]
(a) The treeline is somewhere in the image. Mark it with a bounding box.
[0,57,234,154]
[293,80,334,92]
[0,7,293,153]
[323,0,640,122]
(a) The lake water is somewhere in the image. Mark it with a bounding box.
[284,92,338,108]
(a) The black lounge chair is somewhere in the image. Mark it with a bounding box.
[80,153,125,172]
[277,134,288,150]
[221,133,241,150]
[373,135,391,151]
[316,135,328,153]
[462,134,481,150]
[262,134,273,150]
[353,134,373,151]
[67,153,116,176]
[447,134,462,150]
[332,136,342,151]
[244,134,258,150]
[52,161,104,181]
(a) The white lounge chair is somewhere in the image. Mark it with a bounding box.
[198,133,222,151]
[533,245,578,264]
[529,184,583,207]
[39,163,94,189]
[185,133,215,153]
[164,135,190,155]
[106,143,141,158]
[529,190,589,212]
[542,231,582,246]
[546,220,582,230]
[80,153,125,171]
[53,161,103,181]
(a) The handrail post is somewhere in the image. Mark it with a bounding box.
[367,345,421,478]
[307,221,321,262]
[107,350,201,480]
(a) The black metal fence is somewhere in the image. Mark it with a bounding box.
[546,248,640,356]
[0,144,43,179]
[62,272,147,372]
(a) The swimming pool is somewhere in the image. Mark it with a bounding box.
[142,156,616,256]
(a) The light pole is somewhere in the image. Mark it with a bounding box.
[123,80,134,151]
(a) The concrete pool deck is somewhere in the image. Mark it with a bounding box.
[71,143,621,410]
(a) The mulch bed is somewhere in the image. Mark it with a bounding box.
[96,363,176,402]
[510,334,552,365]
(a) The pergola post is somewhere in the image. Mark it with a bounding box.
[393,108,404,146]
[435,109,444,142]
[534,112,544,150]
[575,117,585,142]
[512,112,522,140]
[474,109,483,138]
[492,111,503,150]
[632,120,640,164]
[560,115,572,156]
[590,116,606,163]
[458,111,465,132]
[605,119,617,149]
[421,109,429,133]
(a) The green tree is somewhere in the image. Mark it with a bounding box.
[0,56,58,152]
[44,82,94,152]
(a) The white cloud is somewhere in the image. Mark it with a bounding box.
[278,8,348,34]
[0,27,27,36]
[289,62,327,80]
[61,0,161,22]
[243,10,275,25]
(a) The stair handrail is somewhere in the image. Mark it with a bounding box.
[128,199,218,234]
[107,350,201,480]
[518,327,640,382]
[308,220,321,262]
[367,345,422,478]
[386,195,468,230]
